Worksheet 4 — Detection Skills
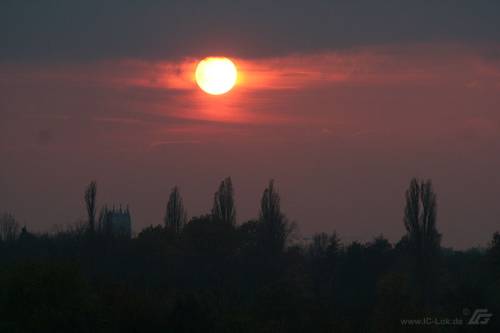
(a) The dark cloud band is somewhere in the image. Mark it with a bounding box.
[1,0,500,62]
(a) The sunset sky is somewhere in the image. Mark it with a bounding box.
[1,1,500,248]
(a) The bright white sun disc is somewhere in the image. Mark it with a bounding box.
[195,57,237,95]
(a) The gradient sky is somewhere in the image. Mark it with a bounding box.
[1,1,500,248]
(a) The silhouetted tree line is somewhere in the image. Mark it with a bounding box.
[0,177,499,332]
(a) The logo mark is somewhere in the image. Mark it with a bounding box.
[468,309,492,325]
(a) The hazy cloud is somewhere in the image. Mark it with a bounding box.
[1,1,500,62]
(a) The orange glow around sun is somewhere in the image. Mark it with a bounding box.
[195,57,237,95]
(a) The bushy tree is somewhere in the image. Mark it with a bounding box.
[0,212,20,242]
[487,232,500,279]
[259,180,292,254]
[309,232,340,261]
[403,178,441,307]
[212,177,236,225]
[84,181,97,235]
[97,205,112,237]
[308,232,340,299]
[164,186,187,234]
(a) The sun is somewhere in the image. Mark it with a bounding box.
[195,57,237,95]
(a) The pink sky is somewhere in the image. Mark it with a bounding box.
[1,43,500,248]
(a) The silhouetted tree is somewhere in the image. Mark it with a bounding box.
[212,177,236,225]
[308,232,340,299]
[238,219,260,253]
[365,235,393,278]
[0,212,19,242]
[84,181,97,235]
[259,180,291,254]
[403,178,441,307]
[97,205,113,237]
[309,232,340,262]
[486,232,500,324]
[3,173,499,332]
[164,186,187,234]
[487,232,500,279]
[18,226,36,243]
[183,214,237,257]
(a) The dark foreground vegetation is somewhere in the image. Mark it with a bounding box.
[0,178,499,332]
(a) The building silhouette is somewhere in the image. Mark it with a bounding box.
[98,205,132,239]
